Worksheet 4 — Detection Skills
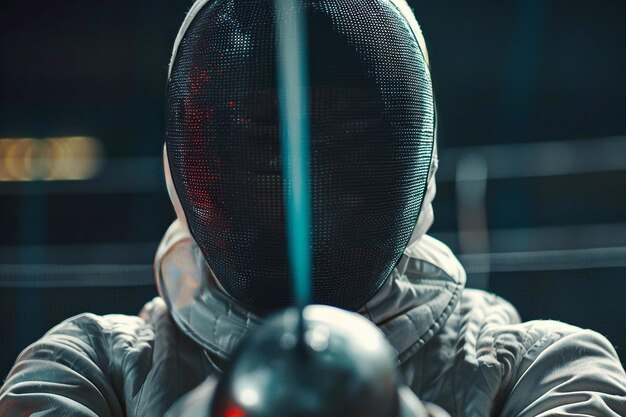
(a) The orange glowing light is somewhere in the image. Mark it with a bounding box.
[0,136,102,181]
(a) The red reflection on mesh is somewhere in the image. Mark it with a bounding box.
[225,406,246,417]
[183,66,214,147]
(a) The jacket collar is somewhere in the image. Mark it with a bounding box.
[155,220,465,364]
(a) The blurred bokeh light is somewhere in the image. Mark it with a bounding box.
[0,136,103,181]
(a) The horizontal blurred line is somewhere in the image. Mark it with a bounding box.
[0,157,163,195]
[460,246,626,274]
[0,241,159,265]
[438,135,626,181]
[432,223,626,253]
[0,246,625,287]
[0,264,153,288]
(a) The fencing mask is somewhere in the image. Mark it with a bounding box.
[165,0,435,315]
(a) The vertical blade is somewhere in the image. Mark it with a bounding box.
[275,0,311,310]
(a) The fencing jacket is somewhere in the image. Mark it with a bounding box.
[1,145,625,416]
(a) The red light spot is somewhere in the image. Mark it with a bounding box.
[228,100,236,108]
[225,406,246,417]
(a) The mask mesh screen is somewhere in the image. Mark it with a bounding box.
[166,0,434,314]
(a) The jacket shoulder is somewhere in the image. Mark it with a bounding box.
[460,291,626,415]
[0,311,150,417]
[406,289,626,416]
[0,298,197,417]
[490,319,626,416]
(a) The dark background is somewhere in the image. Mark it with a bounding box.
[1,0,625,378]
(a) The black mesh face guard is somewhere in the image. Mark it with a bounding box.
[166,0,434,315]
